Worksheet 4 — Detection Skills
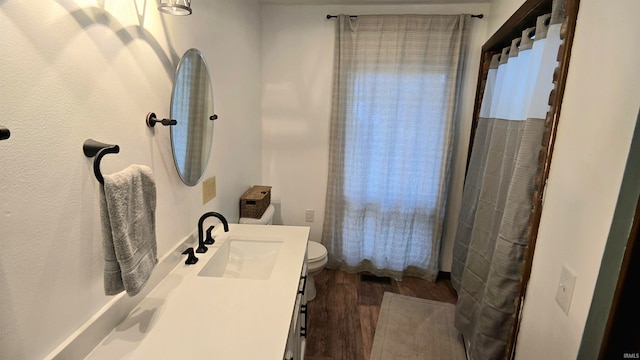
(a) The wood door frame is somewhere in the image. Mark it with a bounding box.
[465,0,581,358]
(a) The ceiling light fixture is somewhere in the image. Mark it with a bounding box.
[158,0,192,16]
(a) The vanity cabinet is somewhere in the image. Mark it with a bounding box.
[55,225,311,360]
[284,262,307,360]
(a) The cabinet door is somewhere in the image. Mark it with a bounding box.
[284,297,299,360]
[285,262,308,360]
[299,263,308,359]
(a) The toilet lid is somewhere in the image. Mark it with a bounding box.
[308,241,327,262]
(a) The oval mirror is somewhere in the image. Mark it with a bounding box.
[170,48,215,186]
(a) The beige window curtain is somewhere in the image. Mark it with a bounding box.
[451,0,565,357]
[321,14,470,281]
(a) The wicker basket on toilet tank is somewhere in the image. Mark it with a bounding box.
[239,185,272,219]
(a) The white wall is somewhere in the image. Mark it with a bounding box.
[260,3,489,272]
[486,0,525,36]
[479,0,640,359]
[0,1,262,359]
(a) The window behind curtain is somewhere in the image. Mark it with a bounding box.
[322,14,470,281]
[345,72,447,206]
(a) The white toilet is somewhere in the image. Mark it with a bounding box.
[239,204,328,301]
[305,240,328,301]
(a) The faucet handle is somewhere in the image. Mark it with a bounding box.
[182,248,199,265]
[204,225,216,245]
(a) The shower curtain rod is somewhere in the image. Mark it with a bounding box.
[326,13,484,19]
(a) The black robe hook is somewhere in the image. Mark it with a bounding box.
[0,125,10,140]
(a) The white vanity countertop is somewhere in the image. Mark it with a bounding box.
[86,224,309,360]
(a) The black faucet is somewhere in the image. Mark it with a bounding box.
[196,212,229,253]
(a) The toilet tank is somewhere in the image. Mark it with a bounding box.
[239,204,275,225]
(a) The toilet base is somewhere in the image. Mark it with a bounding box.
[306,274,317,301]
[305,245,328,302]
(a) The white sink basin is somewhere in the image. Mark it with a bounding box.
[198,239,283,280]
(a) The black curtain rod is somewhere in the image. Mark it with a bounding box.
[326,13,484,19]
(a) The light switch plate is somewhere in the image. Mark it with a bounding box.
[555,265,577,315]
[202,176,216,204]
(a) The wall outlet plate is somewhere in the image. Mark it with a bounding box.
[556,265,577,315]
[305,209,314,222]
[202,176,216,204]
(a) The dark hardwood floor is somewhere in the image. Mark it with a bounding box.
[305,269,458,360]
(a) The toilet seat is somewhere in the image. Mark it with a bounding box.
[308,241,327,262]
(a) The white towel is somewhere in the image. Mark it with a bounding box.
[100,164,157,296]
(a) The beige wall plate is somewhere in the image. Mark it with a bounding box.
[202,176,216,204]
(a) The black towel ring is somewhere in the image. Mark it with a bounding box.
[83,139,120,184]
